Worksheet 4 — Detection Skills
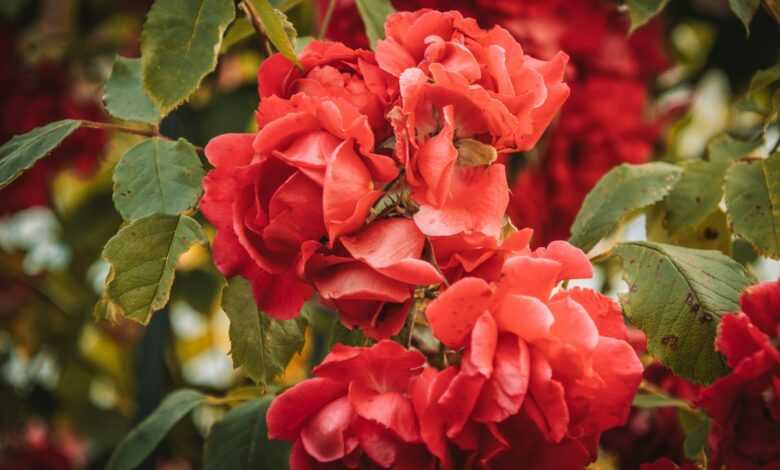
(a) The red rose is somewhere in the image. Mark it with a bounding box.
[201,93,397,319]
[267,340,437,469]
[373,9,567,238]
[377,9,569,153]
[258,40,397,137]
[299,217,443,339]
[420,235,642,465]
[697,279,780,470]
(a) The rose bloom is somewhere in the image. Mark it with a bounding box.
[201,86,397,319]
[299,217,443,339]
[258,40,397,138]
[417,233,642,467]
[697,279,780,470]
[267,340,438,469]
[374,9,568,238]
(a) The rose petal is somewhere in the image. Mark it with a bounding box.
[426,277,493,347]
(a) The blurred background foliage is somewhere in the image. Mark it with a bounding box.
[0,0,778,469]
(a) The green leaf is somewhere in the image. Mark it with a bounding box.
[663,160,730,233]
[106,389,205,470]
[749,63,780,92]
[0,120,81,189]
[707,132,763,163]
[632,393,691,409]
[104,56,161,124]
[647,205,732,254]
[102,215,207,324]
[626,0,670,33]
[354,0,395,48]
[612,241,753,384]
[141,0,235,116]
[112,138,205,221]
[729,0,760,34]
[684,417,710,460]
[724,153,780,258]
[203,398,290,470]
[250,0,300,66]
[221,277,307,385]
[569,163,683,252]
[221,18,255,53]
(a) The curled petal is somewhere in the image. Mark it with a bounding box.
[413,164,509,238]
[495,294,554,342]
[267,377,347,440]
[426,277,493,347]
[301,396,356,462]
[323,141,383,242]
[349,382,420,443]
[533,241,592,281]
[204,133,255,168]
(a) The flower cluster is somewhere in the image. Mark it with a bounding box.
[267,234,642,468]
[201,8,643,469]
[0,31,107,216]
[697,279,780,469]
[201,9,568,325]
[317,0,667,245]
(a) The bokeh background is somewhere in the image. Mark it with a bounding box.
[0,0,779,469]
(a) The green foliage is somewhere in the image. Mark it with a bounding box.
[112,138,205,221]
[724,153,780,258]
[141,0,235,116]
[101,215,207,324]
[729,0,761,34]
[707,132,763,163]
[626,0,670,33]
[249,0,300,66]
[221,277,308,386]
[104,57,161,124]
[354,0,395,48]
[0,120,81,189]
[106,389,206,470]
[684,417,711,460]
[663,160,729,233]
[569,163,682,252]
[647,206,732,254]
[632,393,691,409]
[612,241,753,384]
[203,398,290,470]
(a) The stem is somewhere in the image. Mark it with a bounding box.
[240,0,268,46]
[319,0,337,39]
[406,303,418,348]
[79,120,204,152]
[425,236,450,287]
[79,120,160,138]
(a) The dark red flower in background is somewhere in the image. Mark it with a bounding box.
[697,279,780,470]
[0,32,107,216]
